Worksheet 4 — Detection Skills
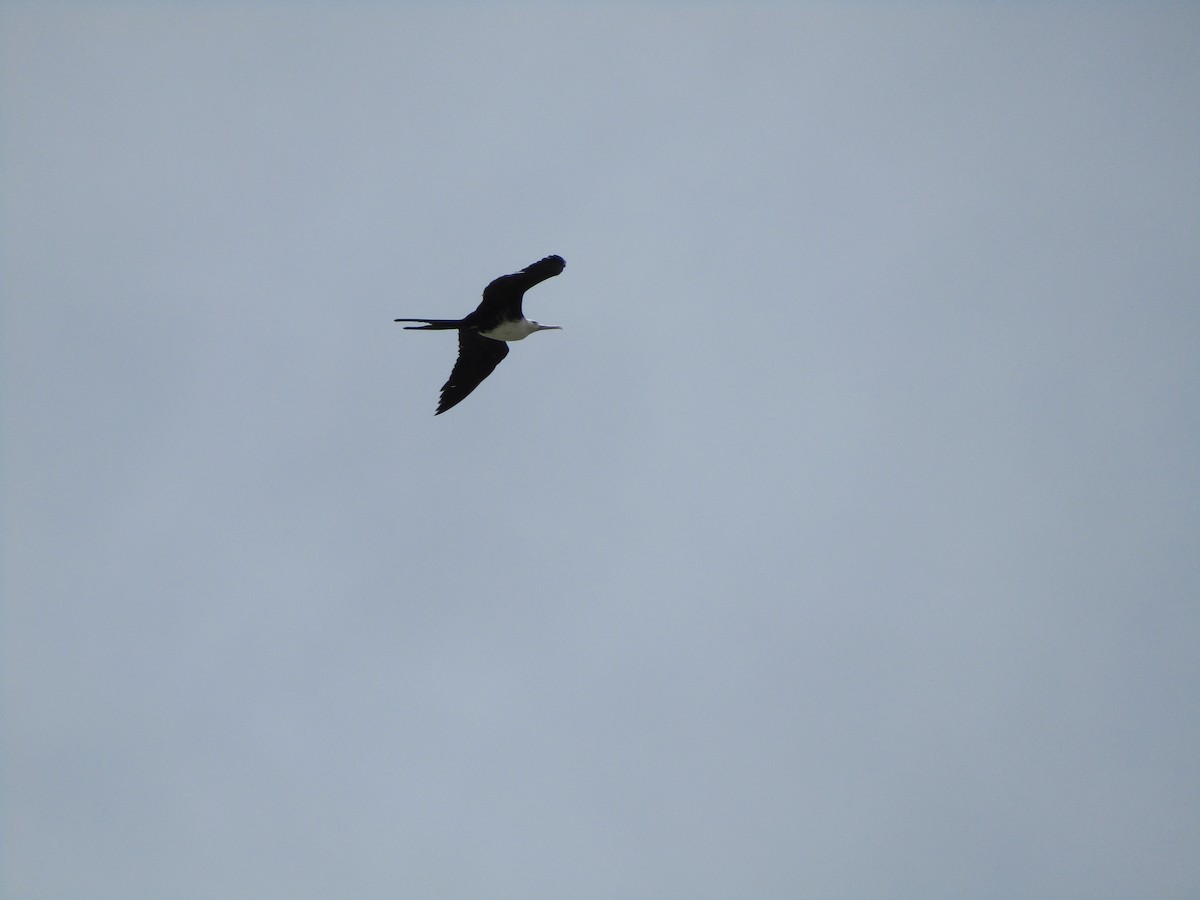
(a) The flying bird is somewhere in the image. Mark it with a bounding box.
[395,254,566,415]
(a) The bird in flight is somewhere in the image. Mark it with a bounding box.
[395,254,566,415]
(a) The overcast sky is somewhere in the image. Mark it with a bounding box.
[3,4,1198,898]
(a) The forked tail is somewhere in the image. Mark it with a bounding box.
[393,318,463,330]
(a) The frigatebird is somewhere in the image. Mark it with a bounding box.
[395,254,566,415]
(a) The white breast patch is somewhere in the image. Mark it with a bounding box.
[481,319,537,341]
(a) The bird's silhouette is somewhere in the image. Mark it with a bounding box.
[395,255,565,414]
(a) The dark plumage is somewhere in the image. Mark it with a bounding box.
[395,255,565,414]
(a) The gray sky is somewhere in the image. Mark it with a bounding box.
[3,4,1198,898]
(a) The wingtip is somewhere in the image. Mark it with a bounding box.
[529,254,565,274]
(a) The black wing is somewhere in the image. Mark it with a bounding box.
[435,331,510,415]
[467,255,565,327]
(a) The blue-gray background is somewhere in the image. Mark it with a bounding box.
[3,5,1198,898]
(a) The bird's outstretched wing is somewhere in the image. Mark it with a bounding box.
[436,331,510,415]
[469,255,566,325]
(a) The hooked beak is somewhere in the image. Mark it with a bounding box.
[535,324,562,331]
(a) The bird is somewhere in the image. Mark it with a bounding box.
[395,254,566,415]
